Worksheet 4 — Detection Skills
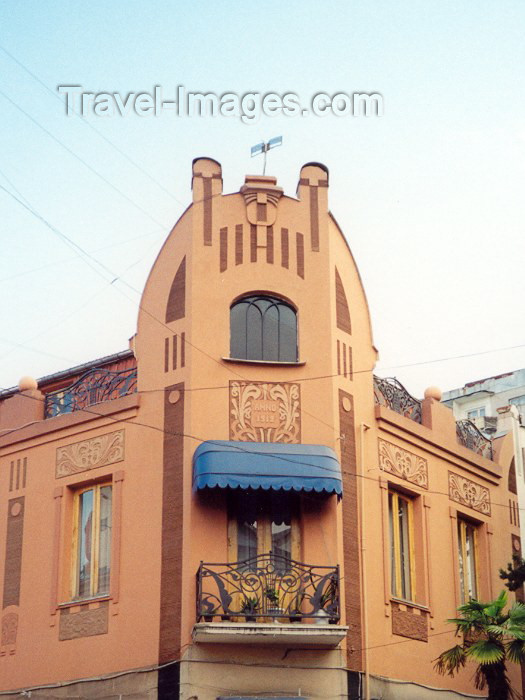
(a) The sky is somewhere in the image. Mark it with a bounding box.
[1,0,524,398]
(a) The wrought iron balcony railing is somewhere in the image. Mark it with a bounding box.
[44,367,137,418]
[196,553,340,624]
[373,376,422,423]
[456,419,493,460]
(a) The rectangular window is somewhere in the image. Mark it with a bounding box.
[230,491,299,571]
[510,395,525,407]
[73,483,112,599]
[389,491,414,601]
[457,519,478,603]
[467,407,485,420]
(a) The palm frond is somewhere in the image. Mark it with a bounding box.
[506,638,525,664]
[465,640,505,665]
[509,601,525,622]
[434,645,467,676]
[484,591,508,618]
[458,599,486,615]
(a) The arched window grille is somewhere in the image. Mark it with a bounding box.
[230,295,298,362]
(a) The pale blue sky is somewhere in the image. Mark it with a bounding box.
[1,1,524,395]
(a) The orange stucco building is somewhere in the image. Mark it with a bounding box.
[0,160,520,699]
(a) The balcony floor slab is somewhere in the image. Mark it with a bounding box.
[192,622,348,647]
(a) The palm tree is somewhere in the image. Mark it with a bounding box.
[435,590,525,700]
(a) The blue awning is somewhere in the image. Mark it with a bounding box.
[193,441,342,495]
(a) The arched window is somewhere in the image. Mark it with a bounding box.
[230,295,298,362]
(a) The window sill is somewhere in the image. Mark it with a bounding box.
[58,594,111,610]
[390,597,429,613]
[222,357,306,367]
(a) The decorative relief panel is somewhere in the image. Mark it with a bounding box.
[59,602,109,641]
[1,611,18,646]
[448,471,491,516]
[378,439,428,489]
[230,381,300,443]
[391,602,428,642]
[56,430,124,478]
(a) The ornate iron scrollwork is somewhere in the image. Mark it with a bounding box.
[456,419,493,460]
[196,553,340,623]
[44,367,137,418]
[373,376,422,423]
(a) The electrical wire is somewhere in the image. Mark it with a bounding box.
[1,128,523,485]
[2,390,522,518]
[2,172,524,389]
[0,87,168,230]
[0,42,186,207]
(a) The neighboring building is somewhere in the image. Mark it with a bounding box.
[443,369,525,545]
[0,160,520,699]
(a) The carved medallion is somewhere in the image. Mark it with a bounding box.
[230,381,300,443]
[56,429,124,478]
[448,471,491,515]
[378,439,428,489]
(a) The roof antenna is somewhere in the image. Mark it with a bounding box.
[250,136,282,175]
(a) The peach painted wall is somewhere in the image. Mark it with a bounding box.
[0,159,519,698]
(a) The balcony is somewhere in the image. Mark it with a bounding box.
[373,376,422,423]
[194,553,347,647]
[44,367,138,418]
[456,419,493,460]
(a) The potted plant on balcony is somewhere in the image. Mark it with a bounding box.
[240,596,259,622]
[315,578,338,625]
[265,586,283,622]
[199,604,219,623]
[289,591,305,623]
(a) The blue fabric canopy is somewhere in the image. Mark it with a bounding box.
[192,441,342,495]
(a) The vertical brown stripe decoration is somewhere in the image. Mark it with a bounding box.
[181,333,186,368]
[343,343,347,377]
[3,497,25,608]
[16,461,20,490]
[9,462,14,492]
[172,335,178,370]
[164,338,169,373]
[337,340,341,375]
[339,390,363,671]
[250,225,257,262]
[296,232,305,279]
[235,224,243,265]
[159,383,184,664]
[22,458,27,488]
[281,228,289,269]
[348,347,353,380]
[257,203,267,222]
[266,226,274,264]
[335,267,352,334]
[310,186,320,251]
[203,178,212,246]
[220,226,228,272]
[165,257,186,323]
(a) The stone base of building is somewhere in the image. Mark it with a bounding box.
[0,669,160,699]
[366,673,485,700]
[179,645,348,700]
[0,664,489,699]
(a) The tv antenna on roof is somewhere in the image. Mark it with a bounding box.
[250,136,282,175]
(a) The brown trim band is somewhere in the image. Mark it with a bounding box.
[159,382,185,663]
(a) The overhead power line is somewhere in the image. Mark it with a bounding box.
[0,42,186,207]
[0,87,168,230]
